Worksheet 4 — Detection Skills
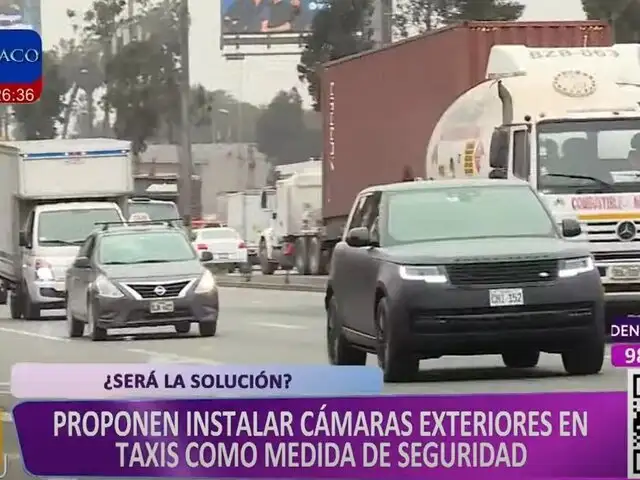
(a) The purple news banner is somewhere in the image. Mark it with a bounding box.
[12,392,628,479]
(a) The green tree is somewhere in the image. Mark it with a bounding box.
[582,0,640,42]
[440,0,524,23]
[13,51,69,140]
[394,0,523,37]
[256,88,322,165]
[105,39,168,154]
[394,0,445,37]
[298,0,374,111]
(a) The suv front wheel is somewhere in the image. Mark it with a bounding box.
[326,297,366,365]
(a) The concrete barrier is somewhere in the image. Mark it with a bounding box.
[215,273,325,292]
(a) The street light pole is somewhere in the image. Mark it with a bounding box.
[178,0,194,226]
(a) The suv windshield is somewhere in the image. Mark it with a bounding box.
[37,208,122,246]
[538,119,640,193]
[129,202,180,221]
[99,231,196,264]
[384,185,555,245]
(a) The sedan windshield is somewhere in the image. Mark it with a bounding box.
[384,185,555,245]
[99,231,196,264]
[37,208,122,246]
[538,119,640,193]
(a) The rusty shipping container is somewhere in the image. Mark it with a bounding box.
[321,20,612,233]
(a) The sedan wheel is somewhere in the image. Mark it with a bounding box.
[87,301,107,341]
[66,302,84,338]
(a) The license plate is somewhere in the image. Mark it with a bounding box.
[609,265,640,280]
[215,253,229,260]
[149,300,174,313]
[489,288,524,307]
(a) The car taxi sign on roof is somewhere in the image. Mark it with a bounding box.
[129,212,151,222]
[552,70,596,98]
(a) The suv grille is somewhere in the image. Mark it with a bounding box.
[445,260,558,285]
[125,280,191,298]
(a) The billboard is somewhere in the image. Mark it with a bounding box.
[0,0,41,34]
[221,0,328,47]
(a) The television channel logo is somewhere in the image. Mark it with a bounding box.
[0,28,41,104]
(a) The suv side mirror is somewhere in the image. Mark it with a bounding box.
[200,251,214,262]
[346,227,371,247]
[18,231,29,248]
[74,257,91,269]
[561,219,582,238]
[489,129,509,169]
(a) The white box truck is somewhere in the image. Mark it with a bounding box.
[258,163,325,275]
[226,190,275,263]
[0,138,134,320]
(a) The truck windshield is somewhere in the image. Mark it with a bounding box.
[37,208,123,246]
[538,119,640,193]
[129,202,179,221]
[384,185,555,245]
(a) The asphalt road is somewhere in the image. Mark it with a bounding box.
[0,286,624,478]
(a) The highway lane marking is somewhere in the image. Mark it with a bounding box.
[254,322,306,330]
[0,327,223,364]
[125,348,221,365]
[0,326,68,342]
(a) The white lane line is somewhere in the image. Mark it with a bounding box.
[125,347,221,365]
[254,322,306,330]
[0,326,68,342]
[0,327,223,364]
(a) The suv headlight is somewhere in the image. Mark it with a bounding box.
[558,257,594,278]
[95,275,124,298]
[399,265,447,283]
[195,269,216,293]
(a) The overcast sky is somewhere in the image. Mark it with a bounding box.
[41,0,587,107]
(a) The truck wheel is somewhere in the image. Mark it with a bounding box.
[9,290,21,319]
[318,248,331,275]
[259,239,276,275]
[307,237,322,275]
[295,238,310,275]
[22,284,40,320]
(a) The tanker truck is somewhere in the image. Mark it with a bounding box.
[426,43,640,310]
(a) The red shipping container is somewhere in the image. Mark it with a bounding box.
[321,20,612,229]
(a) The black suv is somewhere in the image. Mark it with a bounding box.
[326,179,605,382]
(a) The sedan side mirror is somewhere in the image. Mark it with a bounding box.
[200,251,214,262]
[345,227,371,247]
[561,218,582,238]
[74,257,91,269]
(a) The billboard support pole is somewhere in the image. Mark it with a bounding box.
[178,0,193,227]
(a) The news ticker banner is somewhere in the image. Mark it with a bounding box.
[12,390,629,479]
[0,28,41,103]
[11,363,383,399]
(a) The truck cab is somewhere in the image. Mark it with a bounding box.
[426,44,640,307]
